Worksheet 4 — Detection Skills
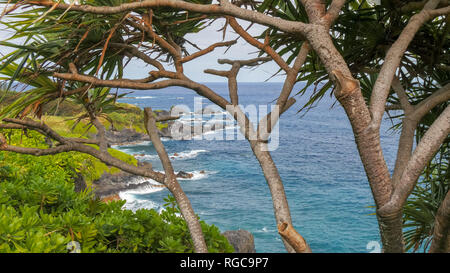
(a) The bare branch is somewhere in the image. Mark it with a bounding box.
[0,121,166,182]
[369,0,444,130]
[411,83,450,121]
[3,118,67,144]
[379,104,450,216]
[156,115,180,122]
[181,40,237,63]
[87,111,108,153]
[385,104,403,111]
[109,43,165,71]
[53,71,186,90]
[204,69,230,77]
[218,57,272,66]
[227,17,291,72]
[429,190,450,253]
[322,0,346,27]
[27,0,310,35]
[278,222,311,253]
[0,124,26,130]
[300,0,326,24]
[0,120,101,146]
[144,107,208,253]
[228,62,241,106]
[257,43,309,141]
[391,77,414,114]
[0,142,76,156]
[400,0,450,13]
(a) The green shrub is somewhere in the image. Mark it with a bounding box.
[0,131,234,253]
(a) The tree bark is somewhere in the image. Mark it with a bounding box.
[251,141,311,253]
[278,222,311,253]
[429,190,450,253]
[305,26,403,252]
[144,107,208,253]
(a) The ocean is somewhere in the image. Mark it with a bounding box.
[113,82,399,253]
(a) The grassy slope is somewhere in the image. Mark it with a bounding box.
[0,91,144,186]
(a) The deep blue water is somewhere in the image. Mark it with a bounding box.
[113,82,399,253]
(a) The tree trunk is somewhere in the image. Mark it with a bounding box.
[429,190,450,253]
[305,26,404,252]
[342,91,404,253]
[144,108,208,253]
[165,175,209,253]
[251,142,311,253]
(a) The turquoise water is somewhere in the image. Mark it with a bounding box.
[114,82,399,253]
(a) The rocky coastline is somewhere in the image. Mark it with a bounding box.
[85,108,255,253]
[101,108,231,145]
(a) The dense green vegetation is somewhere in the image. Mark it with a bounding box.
[0,130,234,253]
[0,89,229,253]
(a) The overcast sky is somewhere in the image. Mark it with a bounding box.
[122,18,284,82]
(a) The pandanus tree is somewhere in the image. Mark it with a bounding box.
[0,0,449,253]
[0,0,312,253]
[0,0,218,253]
[259,0,450,252]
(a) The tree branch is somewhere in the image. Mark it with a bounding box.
[181,40,237,63]
[391,77,414,114]
[411,83,450,121]
[379,104,450,216]
[27,0,311,35]
[258,43,309,141]
[3,118,67,144]
[109,42,165,71]
[278,222,312,253]
[300,0,326,24]
[144,107,208,253]
[53,71,187,90]
[322,0,346,27]
[429,189,450,253]
[369,0,445,130]
[218,57,272,66]
[204,69,230,77]
[227,17,291,72]
[0,121,165,182]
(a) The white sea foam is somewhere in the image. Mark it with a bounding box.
[202,124,239,136]
[122,96,155,99]
[134,154,158,161]
[255,227,274,233]
[111,141,151,149]
[119,167,217,213]
[169,149,208,160]
[134,149,208,161]
[177,170,217,180]
[120,193,161,212]
[119,178,167,211]
[119,169,214,211]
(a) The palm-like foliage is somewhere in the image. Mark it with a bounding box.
[255,0,450,251]
[0,0,212,124]
[256,0,449,108]
[403,141,449,252]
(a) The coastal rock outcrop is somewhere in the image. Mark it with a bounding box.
[105,128,150,145]
[96,108,232,144]
[92,162,199,198]
[222,230,256,253]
